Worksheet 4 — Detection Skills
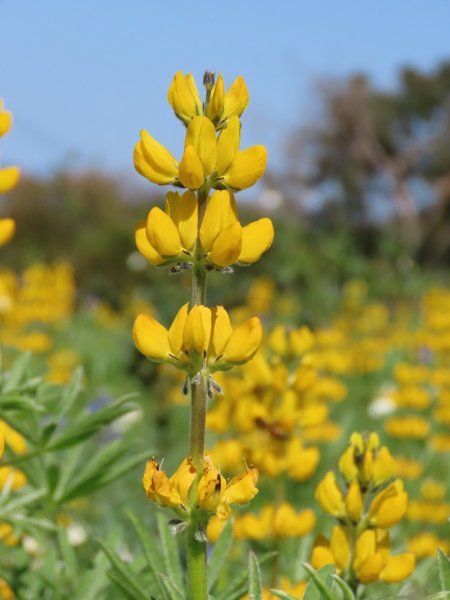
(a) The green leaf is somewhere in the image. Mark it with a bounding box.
[97,539,148,600]
[127,510,167,599]
[248,551,263,600]
[158,573,184,600]
[208,519,233,591]
[270,591,298,600]
[302,563,335,600]
[54,366,84,420]
[438,549,450,593]
[46,398,135,451]
[71,551,110,600]
[58,449,150,503]
[156,511,184,590]
[0,393,44,412]
[216,552,277,600]
[107,571,144,600]
[332,574,356,600]
[2,351,31,392]
[57,527,78,582]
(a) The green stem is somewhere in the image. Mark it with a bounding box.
[186,521,208,600]
[189,373,207,468]
[186,184,210,600]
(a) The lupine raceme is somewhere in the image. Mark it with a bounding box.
[133,71,272,599]
[312,432,415,592]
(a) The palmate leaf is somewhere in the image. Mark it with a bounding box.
[248,551,263,600]
[157,573,185,600]
[208,519,233,591]
[0,393,44,412]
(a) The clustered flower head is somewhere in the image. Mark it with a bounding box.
[142,455,258,522]
[0,99,19,246]
[136,189,274,270]
[312,432,415,586]
[133,303,262,377]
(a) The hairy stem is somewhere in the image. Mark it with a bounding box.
[186,521,208,600]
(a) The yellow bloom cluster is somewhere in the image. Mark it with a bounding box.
[136,190,273,269]
[0,99,19,246]
[142,455,258,521]
[134,303,262,376]
[206,322,350,480]
[312,432,415,586]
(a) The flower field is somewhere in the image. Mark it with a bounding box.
[0,71,449,600]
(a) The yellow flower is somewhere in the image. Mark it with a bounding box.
[311,527,415,584]
[167,71,203,125]
[345,480,363,521]
[0,218,15,247]
[135,115,266,192]
[143,456,258,521]
[315,471,345,517]
[167,71,249,128]
[0,578,14,600]
[133,304,262,373]
[136,190,274,268]
[368,479,408,528]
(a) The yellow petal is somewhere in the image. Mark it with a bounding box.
[146,207,183,257]
[167,71,202,123]
[380,554,415,583]
[216,116,240,174]
[206,74,225,121]
[137,130,178,183]
[221,467,258,505]
[330,526,350,571]
[133,314,171,360]
[184,116,217,175]
[357,553,384,583]
[199,190,238,252]
[210,221,242,267]
[222,145,267,191]
[168,303,189,355]
[183,305,212,354]
[165,191,198,250]
[239,218,274,263]
[339,447,358,481]
[311,539,335,570]
[135,220,164,265]
[0,167,20,193]
[222,317,262,363]
[134,142,176,185]
[0,107,13,137]
[315,471,345,516]
[222,76,250,120]
[0,219,15,247]
[372,446,395,485]
[211,306,233,357]
[179,145,204,189]
[346,480,363,521]
[353,530,376,571]
[369,479,408,528]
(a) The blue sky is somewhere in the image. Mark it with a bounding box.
[1,0,450,186]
